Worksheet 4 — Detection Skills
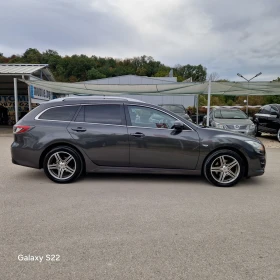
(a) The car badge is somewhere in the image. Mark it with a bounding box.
[234,125,240,129]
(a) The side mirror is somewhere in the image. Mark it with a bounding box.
[173,120,184,130]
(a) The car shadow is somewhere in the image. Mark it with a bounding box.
[14,168,266,189]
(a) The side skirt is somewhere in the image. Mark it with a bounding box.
[87,166,201,175]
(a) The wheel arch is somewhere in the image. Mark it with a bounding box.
[39,142,86,171]
[202,146,249,177]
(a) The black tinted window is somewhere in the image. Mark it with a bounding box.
[85,105,122,125]
[271,106,279,114]
[39,106,79,121]
[75,106,84,122]
[262,105,271,114]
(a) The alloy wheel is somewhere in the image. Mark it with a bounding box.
[210,155,240,184]
[47,151,77,180]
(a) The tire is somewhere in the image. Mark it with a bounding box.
[255,125,262,137]
[203,149,245,187]
[43,146,83,183]
[277,128,280,142]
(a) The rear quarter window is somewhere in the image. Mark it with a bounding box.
[38,106,79,121]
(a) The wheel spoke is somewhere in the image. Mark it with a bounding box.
[65,166,75,174]
[54,153,62,162]
[227,161,238,169]
[211,166,222,172]
[227,170,236,178]
[57,168,64,178]
[219,172,226,182]
[220,156,226,166]
[65,155,73,164]
[48,164,58,170]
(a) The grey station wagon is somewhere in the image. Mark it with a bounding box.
[11,97,266,187]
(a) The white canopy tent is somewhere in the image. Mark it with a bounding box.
[18,78,280,124]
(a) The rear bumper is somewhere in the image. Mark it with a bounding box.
[11,142,40,169]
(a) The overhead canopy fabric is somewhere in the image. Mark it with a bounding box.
[20,79,280,96]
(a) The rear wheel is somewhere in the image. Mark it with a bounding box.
[203,150,245,187]
[43,146,83,183]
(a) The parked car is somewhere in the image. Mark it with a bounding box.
[203,108,256,136]
[253,104,280,142]
[191,114,206,125]
[11,97,266,187]
[158,104,193,122]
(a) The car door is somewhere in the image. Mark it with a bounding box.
[67,103,129,167]
[255,105,270,132]
[125,105,200,169]
[266,106,280,133]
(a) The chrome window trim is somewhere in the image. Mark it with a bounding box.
[127,125,195,132]
[127,104,194,131]
[35,103,124,126]
[71,121,126,127]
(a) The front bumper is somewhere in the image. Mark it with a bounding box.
[227,129,255,136]
[247,154,266,177]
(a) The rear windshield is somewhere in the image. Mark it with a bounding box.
[214,110,248,119]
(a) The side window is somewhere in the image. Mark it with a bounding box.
[75,106,84,122]
[84,104,123,125]
[128,106,177,129]
[38,106,79,121]
[262,105,271,115]
[271,106,278,115]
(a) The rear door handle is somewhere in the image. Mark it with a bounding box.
[130,132,145,138]
[71,127,87,132]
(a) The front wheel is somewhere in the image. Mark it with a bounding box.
[43,146,83,183]
[277,128,280,142]
[203,150,245,187]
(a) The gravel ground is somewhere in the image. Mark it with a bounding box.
[1,136,280,280]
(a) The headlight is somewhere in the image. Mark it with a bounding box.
[246,140,265,153]
[213,122,225,129]
[249,124,255,130]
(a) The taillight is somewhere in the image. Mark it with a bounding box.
[13,125,32,134]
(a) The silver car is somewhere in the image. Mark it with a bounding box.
[204,108,256,136]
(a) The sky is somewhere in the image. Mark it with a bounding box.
[1,0,280,81]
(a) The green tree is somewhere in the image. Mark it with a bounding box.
[174,64,207,82]
[87,68,106,80]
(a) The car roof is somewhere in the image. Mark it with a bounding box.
[212,108,242,111]
[158,104,184,106]
[46,96,146,104]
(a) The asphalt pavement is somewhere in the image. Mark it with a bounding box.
[1,136,280,280]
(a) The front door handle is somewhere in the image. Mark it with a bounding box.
[71,127,87,132]
[130,132,145,138]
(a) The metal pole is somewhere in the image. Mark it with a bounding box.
[246,94,249,115]
[206,80,211,126]
[14,78,19,123]
[196,94,199,125]
[27,85,32,111]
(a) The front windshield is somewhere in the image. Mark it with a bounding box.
[214,110,248,119]
[161,105,185,114]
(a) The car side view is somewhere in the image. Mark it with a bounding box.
[253,104,280,142]
[11,97,266,187]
